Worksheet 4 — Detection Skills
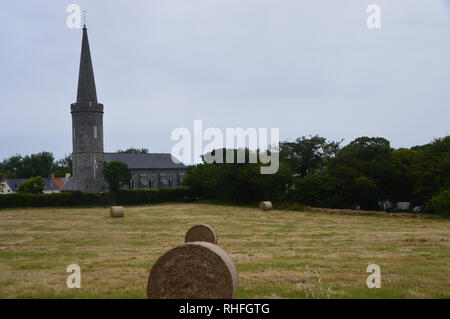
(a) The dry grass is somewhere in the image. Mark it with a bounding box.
[0,203,449,298]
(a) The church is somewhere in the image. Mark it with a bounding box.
[62,25,187,193]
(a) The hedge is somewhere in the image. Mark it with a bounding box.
[0,187,194,208]
[426,188,450,215]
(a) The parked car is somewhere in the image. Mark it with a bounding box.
[412,206,425,212]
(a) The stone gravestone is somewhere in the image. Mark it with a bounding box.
[185,224,218,244]
[147,242,238,299]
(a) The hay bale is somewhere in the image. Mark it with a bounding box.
[147,242,238,299]
[109,206,124,218]
[259,201,272,211]
[185,224,217,244]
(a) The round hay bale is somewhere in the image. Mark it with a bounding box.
[259,201,272,211]
[109,206,124,218]
[147,242,238,299]
[185,224,217,244]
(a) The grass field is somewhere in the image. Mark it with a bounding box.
[0,203,449,299]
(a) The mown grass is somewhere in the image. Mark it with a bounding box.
[0,203,449,298]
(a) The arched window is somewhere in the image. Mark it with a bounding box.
[169,177,174,188]
[149,178,155,189]
[130,179,134,190]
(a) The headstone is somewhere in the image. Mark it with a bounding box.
[147,242,238,299]
[185,224,217,244]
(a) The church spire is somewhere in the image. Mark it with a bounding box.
[76,25,97,103]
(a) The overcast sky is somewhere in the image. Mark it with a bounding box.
[0,0,449,162]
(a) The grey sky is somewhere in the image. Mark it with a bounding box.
[0,0,449,162]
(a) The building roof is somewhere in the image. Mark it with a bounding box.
[5,178,60,193]
[77,26,97,103]
[4,179,28,192]
[104,153,186,170]
[52,177,65,189]
[60,177,75,192]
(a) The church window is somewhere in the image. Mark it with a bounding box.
[94,126,97,139]
[150,178,155,189]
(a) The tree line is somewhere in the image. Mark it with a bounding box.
[183,135,450,213]
[0,152,72,178]
[0,147,149,179]
[1,137,448,213]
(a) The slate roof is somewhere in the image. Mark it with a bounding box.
[77,26,97,103]
[6,178,60,192]
[60,177,75,192]
[104,153,186,170]
[5,179,28,192]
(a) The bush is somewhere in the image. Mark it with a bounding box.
[18,176,45,193]
[425,188,450,215]
[0,187,194,208]
[115,187,194,205]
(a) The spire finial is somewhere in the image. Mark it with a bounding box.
[83,10,87,28]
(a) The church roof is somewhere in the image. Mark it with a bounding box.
[104,153,186,170]
[76,26,97,103]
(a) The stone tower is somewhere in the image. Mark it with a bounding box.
[71,25,105,192]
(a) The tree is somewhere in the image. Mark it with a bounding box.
[102,161,132,194]
[52,154,72,177]
[391,148,417,201]
[23,152,54,178]
[426,188,450,215]
[0,154,24,178]
[183,148,292,203]
[289,172,341,208]
[17,176,45,193]
[410,136,450,204]
[280,135,341,177]
[327,137,396,209]
[0,152,54,178]
[117,147,148,154]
